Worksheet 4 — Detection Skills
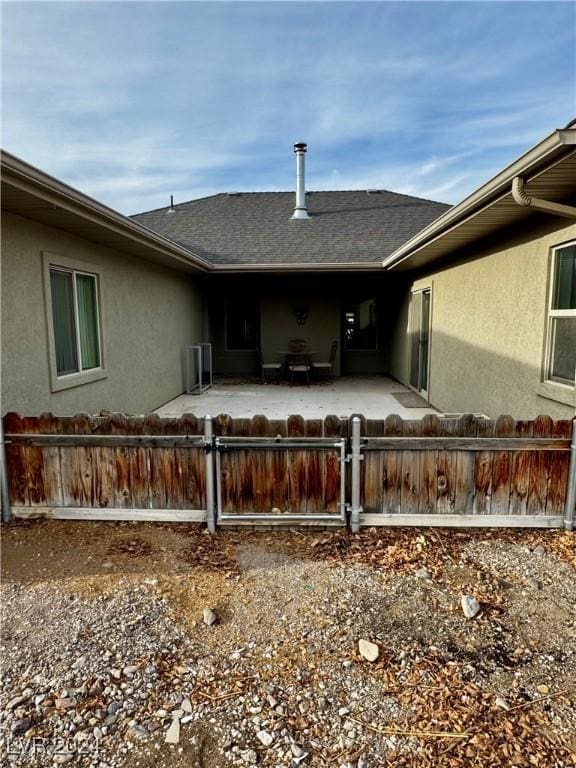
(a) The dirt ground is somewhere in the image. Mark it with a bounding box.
[1,520,575,768]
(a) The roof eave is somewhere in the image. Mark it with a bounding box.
[383,127,576,271]
[1,150,212,273]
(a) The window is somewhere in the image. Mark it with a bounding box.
[546,243,576,387]
[43,252,106,391]
[225,299,259,350]
[344,298,377,350]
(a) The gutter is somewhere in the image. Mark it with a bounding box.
[512,176,576,219]
[383,127,576,270]
[210,261,385,273]
[1,151,212,273]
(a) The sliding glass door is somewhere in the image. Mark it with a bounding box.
[409,288,431,398]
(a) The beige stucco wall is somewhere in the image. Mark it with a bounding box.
[389,217,576,419]
[1,211,203,415]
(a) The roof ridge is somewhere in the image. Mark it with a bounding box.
[132,188,449,218]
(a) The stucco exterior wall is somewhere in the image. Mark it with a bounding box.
[1,211,203,415]
[389,217,576,419]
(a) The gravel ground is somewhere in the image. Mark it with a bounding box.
[1,521,575,768]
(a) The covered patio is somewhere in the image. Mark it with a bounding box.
[155,375,437,419]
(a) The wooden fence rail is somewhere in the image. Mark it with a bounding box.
[2,412,575,529]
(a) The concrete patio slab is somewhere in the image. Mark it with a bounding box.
[155,376,438,419]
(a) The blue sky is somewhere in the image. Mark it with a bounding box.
[2,1,575,214]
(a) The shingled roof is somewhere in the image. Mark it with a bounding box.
[131,190,450,269]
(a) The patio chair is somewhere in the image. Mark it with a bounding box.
[288,338,308,353]
[258,349,283,381]
[288,352,311,386]
[312,340,338,378]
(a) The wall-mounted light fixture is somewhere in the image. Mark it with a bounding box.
[293,305,310,325]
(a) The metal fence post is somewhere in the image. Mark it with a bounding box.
[204,415,216,533]
[0,418,11,523]
[350,415,362,533]
[564,418,576,531]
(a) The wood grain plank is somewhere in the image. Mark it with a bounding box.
[400,418,422,515]
[454,415,478,514]
[508,420,534,516]
[527,416,553,515]
[491,415,516,514]
[437,417,458,515]
[420,414,441,514]
[381,414,403,515]
[473,419,495,515]
[546,419,573,516]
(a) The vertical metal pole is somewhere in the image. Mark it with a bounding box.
[0,418,12,522]
[204,415,216,533]
[350,416,362,533]
[564,418,576,531]
[339,439,346,523]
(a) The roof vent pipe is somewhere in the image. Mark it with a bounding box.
[167,195,176,214]
[291,142,310,220]
[512,177,576,219]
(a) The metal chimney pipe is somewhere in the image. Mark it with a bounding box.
[291,142,310,220]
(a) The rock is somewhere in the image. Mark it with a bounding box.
[93,727,103,741]
[181,697,192,713]
[461,595,480,619]
[72,656,86,670]
[54,755,74,765]
[526,577,541,590]
[241,749,258,764]
[110,668,122,680]
[126,725,148,741]
[357,757,368,768]
[11,717,33,735]
[533,544,546,556]
[415,568,432,580]
[6,695,29,711]
[165,717,180,744]
[256,729,274,746]
[107,701,121,715]
[147,720,161,733]
[203,608,217,626]
[495,696,510,710]
[537,684,550,695]
[338,707,350,717]
[358,639,379,662]
[102,561,114,569]
[342,660,353,669]
[123,665,138,676]
[56,697,77,711]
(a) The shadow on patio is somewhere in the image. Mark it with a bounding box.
[155,375,439,419]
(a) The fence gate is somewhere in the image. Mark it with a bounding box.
[213,414,347,526]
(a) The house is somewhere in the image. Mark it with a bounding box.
[384,122,576,420]
[1,124,575,420]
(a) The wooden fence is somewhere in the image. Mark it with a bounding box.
[2,412,575,529]
[357,413,574,529]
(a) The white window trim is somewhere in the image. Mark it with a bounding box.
[43,252,107,392]
[408,282,433,401]
[541,241,576,403]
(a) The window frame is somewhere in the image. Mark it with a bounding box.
[224,299,260,352]
[342,297,378,352]
[543,241,576,393]
[43,252,107,392]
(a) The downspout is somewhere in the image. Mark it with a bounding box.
[512,177,576,218]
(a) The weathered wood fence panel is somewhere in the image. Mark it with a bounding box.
[3,412,207,521]
[214,414,346,522]
[361,414,573,527]
[3,412,574,528]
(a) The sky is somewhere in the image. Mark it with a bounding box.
[1,1,575,214]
